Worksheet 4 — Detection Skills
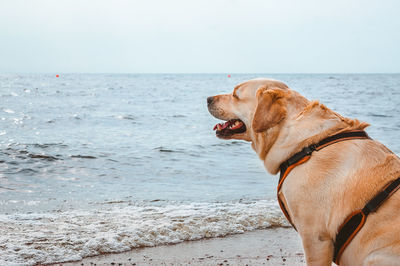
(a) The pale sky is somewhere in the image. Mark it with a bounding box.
[1,0,399,73]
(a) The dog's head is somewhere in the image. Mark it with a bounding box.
[207,78,308,142]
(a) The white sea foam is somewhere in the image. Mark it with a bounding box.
[0,200,288,265]
[2,108,15,114]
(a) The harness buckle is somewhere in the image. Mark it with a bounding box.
[303,144,317,156]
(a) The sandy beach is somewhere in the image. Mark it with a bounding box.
[56,228,304,266]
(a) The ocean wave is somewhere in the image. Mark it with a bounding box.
[0,200,288,265]
[154,146,185,153]
[211,141,245,147]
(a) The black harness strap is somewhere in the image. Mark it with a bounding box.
[278,130,370,228]
[276,130,388,264]
[333,177,400,264]
[279,130,370,186]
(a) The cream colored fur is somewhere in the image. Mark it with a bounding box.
[207,78,400,266]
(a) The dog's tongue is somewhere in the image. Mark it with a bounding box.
[213,121,230,131]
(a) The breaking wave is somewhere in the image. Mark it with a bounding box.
[0,200,288,265]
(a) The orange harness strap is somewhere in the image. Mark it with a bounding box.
[333,177,400,264]
[277,130,381,264]
[277,130,370,229]
[278,131,400,264]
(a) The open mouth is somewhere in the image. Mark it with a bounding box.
[213,119,247,137]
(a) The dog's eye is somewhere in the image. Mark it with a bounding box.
[232,93,239,100]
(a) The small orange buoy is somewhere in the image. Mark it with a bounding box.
[227,74,231,78]
[56,74,59,78]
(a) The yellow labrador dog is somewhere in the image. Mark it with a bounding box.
[207,78,400,266]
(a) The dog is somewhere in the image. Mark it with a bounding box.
[207,78,400,265]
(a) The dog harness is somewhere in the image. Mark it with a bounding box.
[277,130,400,264]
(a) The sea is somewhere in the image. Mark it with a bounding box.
[0,73,399,264]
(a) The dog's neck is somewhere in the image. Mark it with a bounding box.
[253,101,369,175]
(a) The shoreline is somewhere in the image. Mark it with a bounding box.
[56,228,304,265]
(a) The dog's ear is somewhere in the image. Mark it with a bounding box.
[252,87,287,133]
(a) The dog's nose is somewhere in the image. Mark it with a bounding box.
[207,96,214,106]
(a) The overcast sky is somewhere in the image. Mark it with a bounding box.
[1,0,399,73]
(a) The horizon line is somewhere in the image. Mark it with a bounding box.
[1,72,399,75]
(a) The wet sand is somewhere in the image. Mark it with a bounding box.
[56,228,305,266]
